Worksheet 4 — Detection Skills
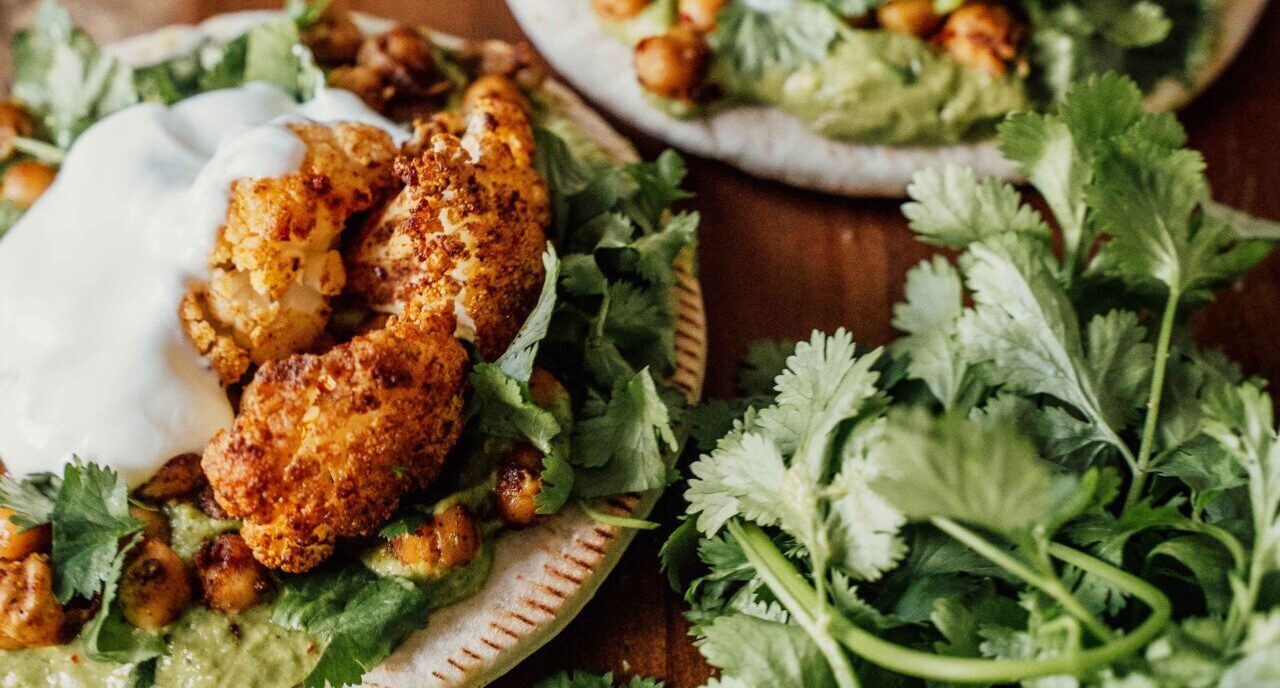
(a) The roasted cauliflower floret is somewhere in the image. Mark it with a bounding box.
[0,553,63,650]
[202,311,468,572]
[181,121,398,384]
[344,93,550,360]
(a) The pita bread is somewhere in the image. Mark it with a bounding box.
[508,0,1269,197]
[109,12,707,687]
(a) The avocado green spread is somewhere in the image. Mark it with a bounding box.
[0,607,315,688]
[713,31,1028,145]
[613,7,1028,145]
[0,494,500,687]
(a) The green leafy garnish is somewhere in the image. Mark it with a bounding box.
[272,565,429,688]
[49,460,144,603]
[572,368,678,497]
[10,0,137,147]
[712,0,845,75]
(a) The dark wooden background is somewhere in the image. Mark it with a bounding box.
[6,0,1280,684]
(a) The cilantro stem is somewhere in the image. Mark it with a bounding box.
[1126,288,1181,510]
[931,517,1114,643]
[727,521,861,688]
[12,136,66,165]
[730,521,1171,684]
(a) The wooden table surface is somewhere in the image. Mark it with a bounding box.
[7,0,1280,684]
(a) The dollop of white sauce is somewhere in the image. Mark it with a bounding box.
[0,84,404,485]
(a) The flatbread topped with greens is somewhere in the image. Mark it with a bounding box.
[508,0,1266,195]
[0,3,704,687]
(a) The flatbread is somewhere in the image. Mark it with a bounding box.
[108,13,708,688]
[507,0,1269,197]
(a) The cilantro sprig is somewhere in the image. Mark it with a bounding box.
[673,73,1280,688]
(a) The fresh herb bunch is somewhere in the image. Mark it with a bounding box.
[713,0,1210,102]
[666,72,1280,687]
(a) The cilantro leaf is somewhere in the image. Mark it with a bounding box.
[497,246,560,382]
[632,212,698,285]
[572,368,677,497]
[712,0,843,75]
[868,409,1083,543]
[0,471,60,528]
[50,460,144,603]
[891,256,974,409]
[957,241,1134,456]
[11,0,138,147]
[903,166,1050,249]
[997,111,1091,265]
[1086,0,1172,47]
[1085,309,1154,428]
[622,151,693,234]
[697,613,836,688]
[272,564,429,688]
[469,363,562,454]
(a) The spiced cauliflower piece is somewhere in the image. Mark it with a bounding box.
[0,553,63,650]
[345,88,550,360]
[181,121,398,384]
[202,310,468,572]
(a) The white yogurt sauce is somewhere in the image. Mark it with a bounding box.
[0,84,404,485]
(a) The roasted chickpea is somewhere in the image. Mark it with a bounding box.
[388,504,480,575]
[195,485,230,520]
[876,0,942,36]
[129,505,171,545]
[678,0,728,32]
[195,534,272,614]
[634,26,710,101]
[301,10,364,66]
[0,553,63,650]
[136,452,205,502]
[592,0,652,21]
[0,509,49,562]
[495,444,544,528]
[934,2,1023,76]
[328,65,386,109]
[0,101,34,161]
[1,161,56,209]
[528,367,569,412]
[118,539,192,630]
[358,27,436,93]
[463,75,527,113]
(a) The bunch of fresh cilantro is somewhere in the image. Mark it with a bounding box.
[711,0,1210,106]
[666,72,1280,688]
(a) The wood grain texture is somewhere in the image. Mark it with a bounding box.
[9,0,1280,684]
